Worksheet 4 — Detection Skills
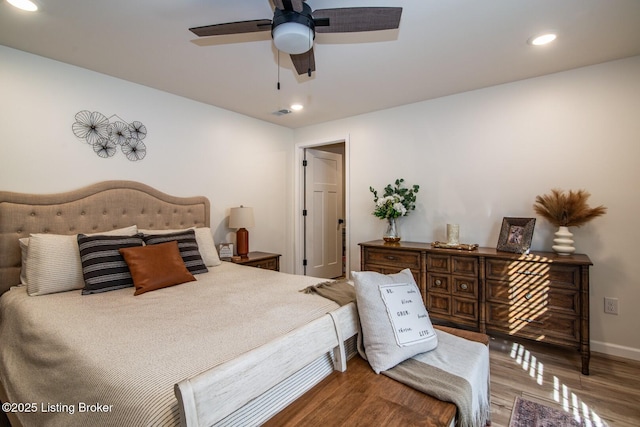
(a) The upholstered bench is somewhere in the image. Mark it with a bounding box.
[264,326,490,427]
[434,325,491,346]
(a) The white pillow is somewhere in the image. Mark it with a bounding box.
[23,225,138,295]
[87,225,138,237]
[18,237,29,286]
[352,268,438,374]
[26,233,86,295]
[139,227,221,267]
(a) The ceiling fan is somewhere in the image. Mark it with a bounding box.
[189,0,402,76]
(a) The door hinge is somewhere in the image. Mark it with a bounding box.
[302,160,308,167]
[303,259,307,266]
[302,209,307,216]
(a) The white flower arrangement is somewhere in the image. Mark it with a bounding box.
[370,179,419,219]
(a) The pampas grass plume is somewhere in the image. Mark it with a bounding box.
[533,189,607,227]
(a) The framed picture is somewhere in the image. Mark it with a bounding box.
[496,217,536,254]
[218,243,234,260]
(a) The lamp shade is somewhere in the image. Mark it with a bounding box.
[229,206,255,229]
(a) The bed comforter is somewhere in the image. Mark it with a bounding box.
[0,262,340,426]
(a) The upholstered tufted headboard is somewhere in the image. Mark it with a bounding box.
[0,181,210,295]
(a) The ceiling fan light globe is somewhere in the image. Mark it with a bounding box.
[8,0,38,11]
[273,22,313,54]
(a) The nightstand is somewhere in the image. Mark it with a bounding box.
[230,251,280,271]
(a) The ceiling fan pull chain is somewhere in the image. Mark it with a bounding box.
[277,50,281,90]
[307,25,312,77]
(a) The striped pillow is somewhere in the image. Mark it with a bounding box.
[142,229,208,275]
[138,227,221,267]
[77,234,144,295]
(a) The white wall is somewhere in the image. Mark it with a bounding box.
[3,43,639,360]
[0,45,296,271]
[294,56,640,360]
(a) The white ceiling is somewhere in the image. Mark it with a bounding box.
[2,0,640,129]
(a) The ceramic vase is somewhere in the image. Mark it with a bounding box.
[383,217,400,243]
[552,226,575,255]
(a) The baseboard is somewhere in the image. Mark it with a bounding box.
[591,340,640,362]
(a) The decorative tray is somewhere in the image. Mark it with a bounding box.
[431,241,479,251]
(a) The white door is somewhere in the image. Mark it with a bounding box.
[304,148,343,278]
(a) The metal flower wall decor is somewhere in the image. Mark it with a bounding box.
[72,110,147,161]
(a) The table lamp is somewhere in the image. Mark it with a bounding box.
[229,206,255,257]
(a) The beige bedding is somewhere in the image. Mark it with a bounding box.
[0,262,340,426]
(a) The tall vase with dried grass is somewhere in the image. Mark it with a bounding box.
[533,189,607,255]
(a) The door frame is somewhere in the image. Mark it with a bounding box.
[294,135,350,277]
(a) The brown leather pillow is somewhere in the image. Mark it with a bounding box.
[119,241,196,296]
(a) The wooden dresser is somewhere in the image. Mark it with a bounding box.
[359,240,593,374]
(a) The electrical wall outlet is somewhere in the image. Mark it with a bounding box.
[604,297,619,315]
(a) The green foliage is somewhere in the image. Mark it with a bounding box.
[370,178,420,219]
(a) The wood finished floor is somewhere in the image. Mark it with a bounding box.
[489,336,640,427]
[269,335,640,427]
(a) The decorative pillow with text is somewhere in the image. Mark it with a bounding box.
[352,268,438,373]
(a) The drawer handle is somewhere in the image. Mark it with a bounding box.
[519,270,543,277]
[460,283,468,290]
[385,256,397,261]
[515,317,543,324]
[435,279,442,286]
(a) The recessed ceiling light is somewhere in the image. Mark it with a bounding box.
[7,0,38,12]
[290,104,304,111]
[528,33,557,46]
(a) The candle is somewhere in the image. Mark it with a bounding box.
[447,224,460,245]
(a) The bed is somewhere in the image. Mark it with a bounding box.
[0,181,359,427]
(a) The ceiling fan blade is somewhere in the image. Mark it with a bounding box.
[189,19,272,37]
[290,48,316,76]
[313,7,402,33]
[273,0,304,12]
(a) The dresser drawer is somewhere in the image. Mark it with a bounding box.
[485,259,580,289]
[364,248,421,270]
[245,258,278,270]
[486,280,579,315]
[428,294,478,326]
[427,254,477,276]
[452,297,478,322]
[427,273,450,293]
[452,257,478,276]
[427,293,451,316]
[427,254,450,273]
[453,276,478,298]
[486,302,579,344]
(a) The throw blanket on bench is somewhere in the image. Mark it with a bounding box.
[302,279,490,427]
[383,330,490,427]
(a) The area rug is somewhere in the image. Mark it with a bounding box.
[509,396,590,427]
